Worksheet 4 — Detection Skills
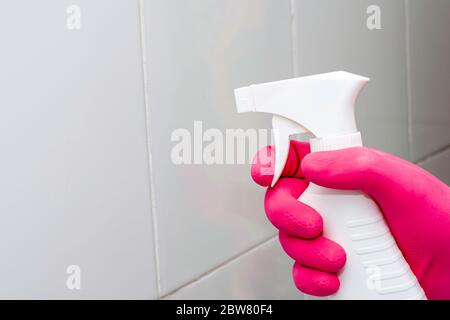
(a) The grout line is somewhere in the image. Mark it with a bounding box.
[137,0,162,296]
[159,234,278,299]
[290,0,299,77]
[404,0,414,161]
[415,144,450,165]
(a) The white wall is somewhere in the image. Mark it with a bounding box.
[0,0,156,299]
[407,0,450,169]
[141,0,298,298]
[0,0,447,299]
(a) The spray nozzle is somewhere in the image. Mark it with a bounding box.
[234,71,369,186]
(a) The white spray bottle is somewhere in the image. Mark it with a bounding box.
[234,71,426,300]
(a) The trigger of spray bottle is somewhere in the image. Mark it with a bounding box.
[234,71,368,186]
[271,115,308,187]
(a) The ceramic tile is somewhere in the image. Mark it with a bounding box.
[165,238,301,300]
[142,0,293,294]
[419,148,450,186]
[0,0,157,298]
[407,0,450,161]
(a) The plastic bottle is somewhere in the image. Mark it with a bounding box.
[234,71,426,299]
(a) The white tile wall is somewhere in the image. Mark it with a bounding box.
[292,0,410,159]
[419,149,450,186]
[0,1,157,299]
[164,238,301,300]
[141,0,293,295]
[407,0,450,161]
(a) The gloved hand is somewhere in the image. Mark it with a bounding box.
[251,141,450,299]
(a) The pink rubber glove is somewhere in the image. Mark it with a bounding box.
[251,141,450,299]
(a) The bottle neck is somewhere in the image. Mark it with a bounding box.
[309,131,363,152]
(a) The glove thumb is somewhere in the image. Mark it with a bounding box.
[301,146,444,199]
[301,147,392,196]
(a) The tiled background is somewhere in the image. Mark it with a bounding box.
[147,0,450,299]
[0,0,448,299]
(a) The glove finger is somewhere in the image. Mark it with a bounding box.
[251,141,310,187]
[292,262,340,297]
[265,178,323,239]
[279,232,346,273]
